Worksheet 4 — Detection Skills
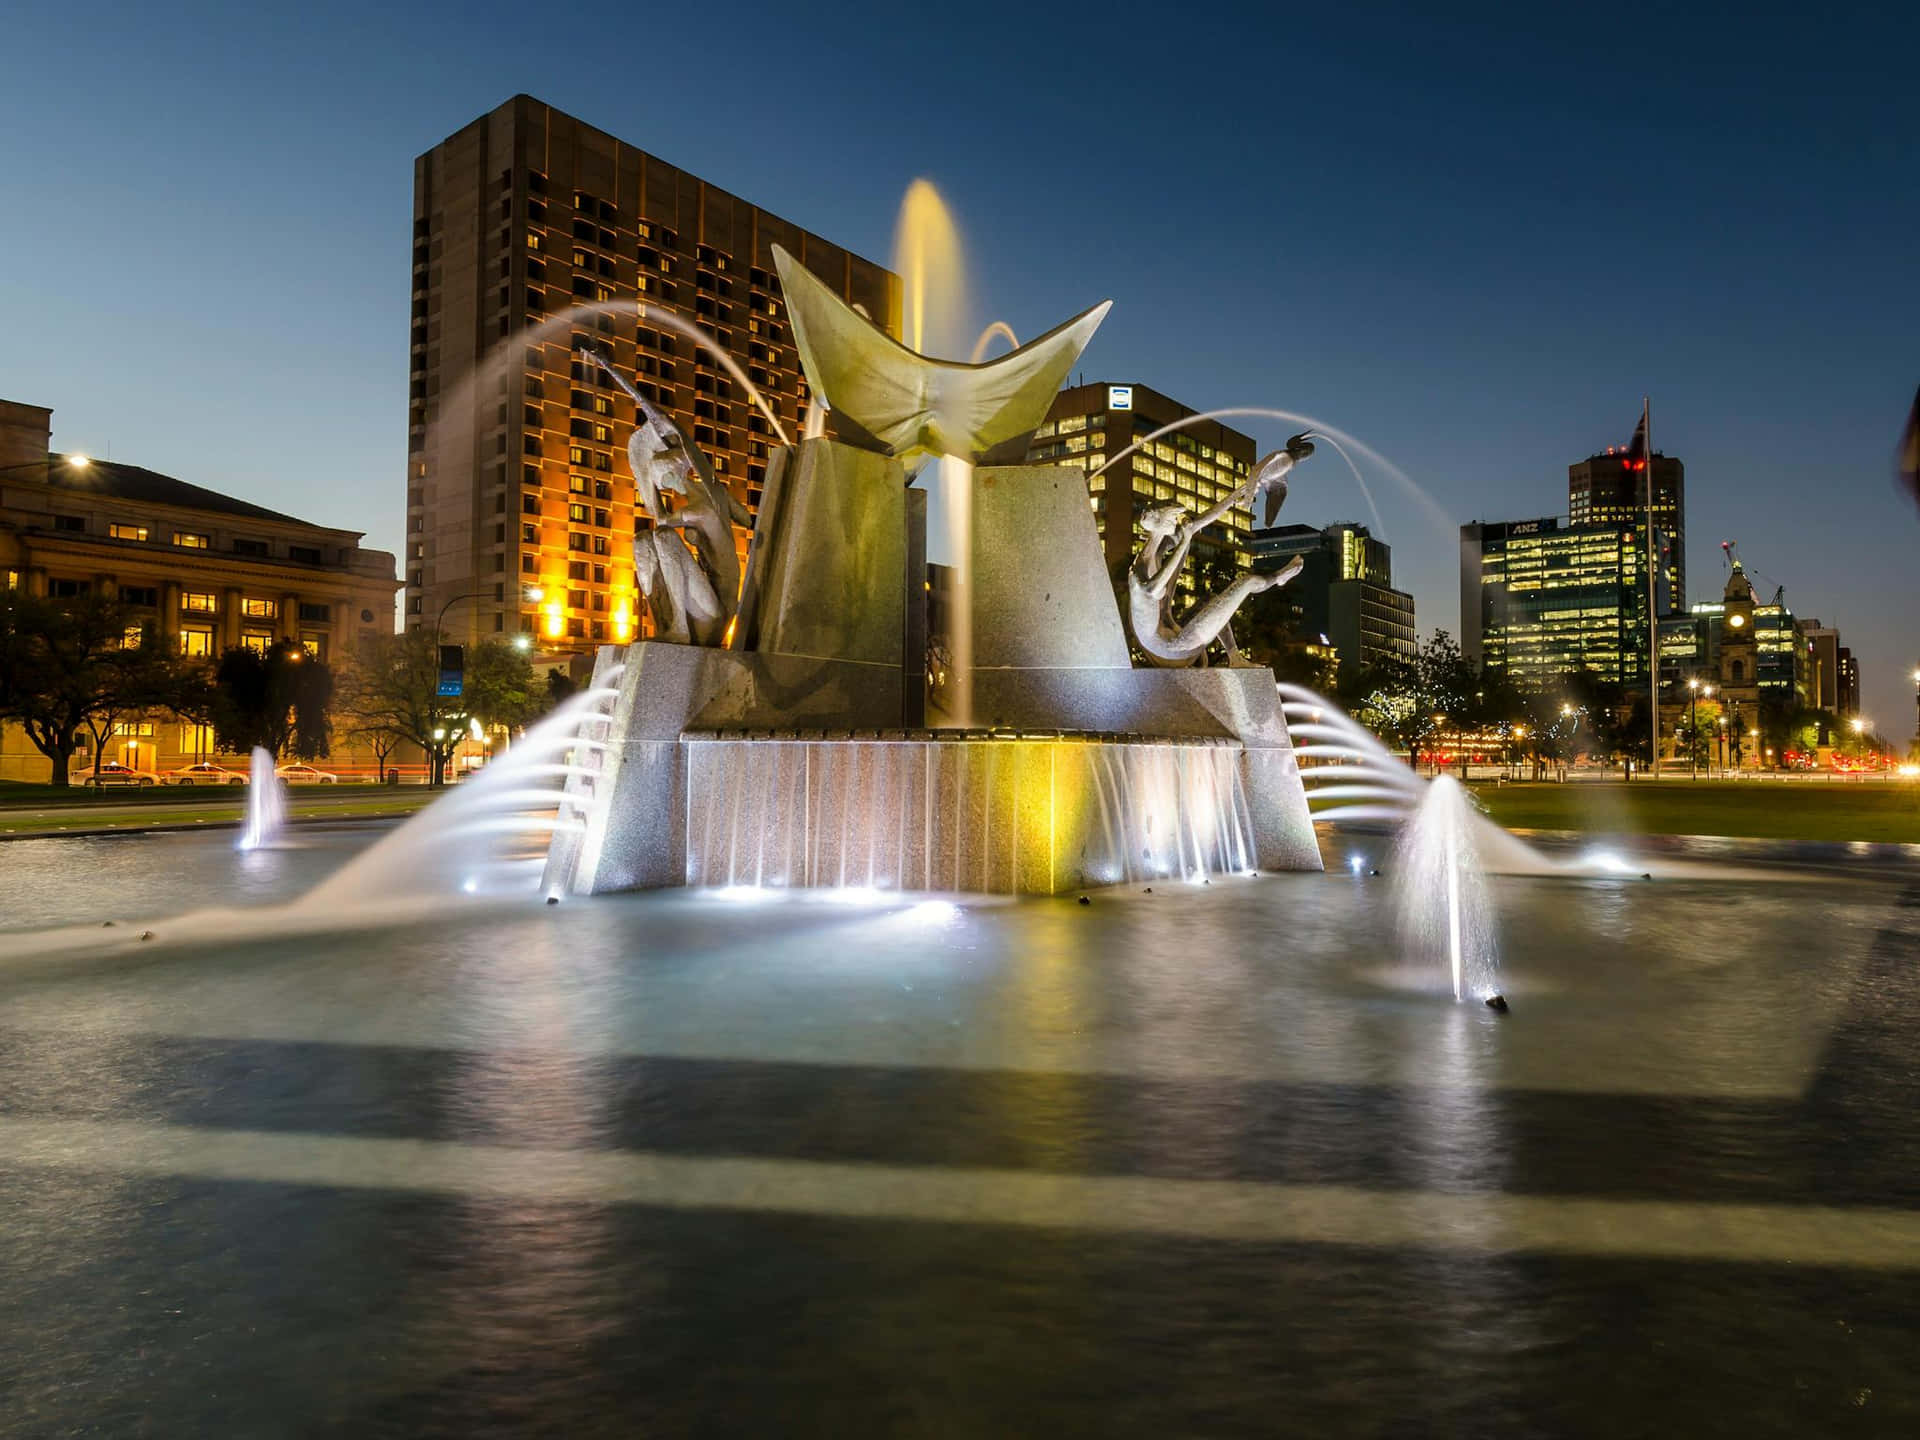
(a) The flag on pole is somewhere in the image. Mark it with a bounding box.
[1897,384,1920,513]
[1626,402,1650,466]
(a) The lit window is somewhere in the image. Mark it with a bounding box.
[108,523,149,542]
[240,598,279,619]
[181,592,217,614]
[240,630,273,654]
[179,626,214,657]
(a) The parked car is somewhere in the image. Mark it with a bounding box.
[168,762,247,786]
[81,761,160,788]
[275,763,338,784]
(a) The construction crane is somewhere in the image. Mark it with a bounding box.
[1720,540,1788,608]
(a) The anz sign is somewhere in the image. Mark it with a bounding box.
[1107,385,1133,411]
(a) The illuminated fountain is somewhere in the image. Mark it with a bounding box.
[538,234,1323,897]
[235,748,286,852]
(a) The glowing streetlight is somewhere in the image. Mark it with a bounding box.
[1850,717,1867,735]
[512,634,532,652]
[524,585,545,603]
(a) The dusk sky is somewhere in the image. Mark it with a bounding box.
[4,1,1916,724]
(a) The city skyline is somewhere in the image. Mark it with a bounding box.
[3,2,1916,723]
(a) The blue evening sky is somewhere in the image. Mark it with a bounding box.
[3,1,1915,724]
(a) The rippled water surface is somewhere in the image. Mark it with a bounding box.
[2,825,1918,1436]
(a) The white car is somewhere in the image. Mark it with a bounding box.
[275,763,338,784]
[169,762,247,786]
[82,761,160,788]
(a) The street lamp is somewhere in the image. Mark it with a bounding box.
[436,583,546,640]
[0,453,92,481]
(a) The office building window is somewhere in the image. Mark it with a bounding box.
[233,538,269,557]
[179,626,214,657]
[108,523,149,542]
[240,598,278,619]
[240,630,274,654]
[181,591,216,614]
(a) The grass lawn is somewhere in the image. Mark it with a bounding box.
[1470,779,1920,845]
[0,783,439,836]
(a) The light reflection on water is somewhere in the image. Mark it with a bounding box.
[0,826,378,933]
[1,824,1917,1433]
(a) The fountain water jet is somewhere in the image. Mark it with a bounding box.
[235,748,285,852]
[893,179,967,359]
[296,684,622,913]
[1393,776,1497,1001]
[969,321,1020,363]
[891,180,977,726]
[1088,406,1461,544]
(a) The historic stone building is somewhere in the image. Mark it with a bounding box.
[1,399,400,781]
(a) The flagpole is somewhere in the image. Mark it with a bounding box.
[1645,395,1660,780]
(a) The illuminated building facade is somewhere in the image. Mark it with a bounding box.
[1027,383,1255,601]
[1,399,400,780]
[1656,566,1807,703]
[1569,448,1685,604]
[1250,522,1416,676]
[408,96,898,651]
[1795,619,1858,716]
[1460,516,1669,689]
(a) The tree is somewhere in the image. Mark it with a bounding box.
[208,640,334,760]
[0,590,196,786]
[1675,696,1723,769]
[78,639,204,777]
[543,668,580,711]
[1230,584,1338,691]
[1565,675,1649,775]
[339,631,538,786]
[1343,652,1423,754]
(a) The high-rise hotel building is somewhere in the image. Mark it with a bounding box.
[407,96,898,648]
